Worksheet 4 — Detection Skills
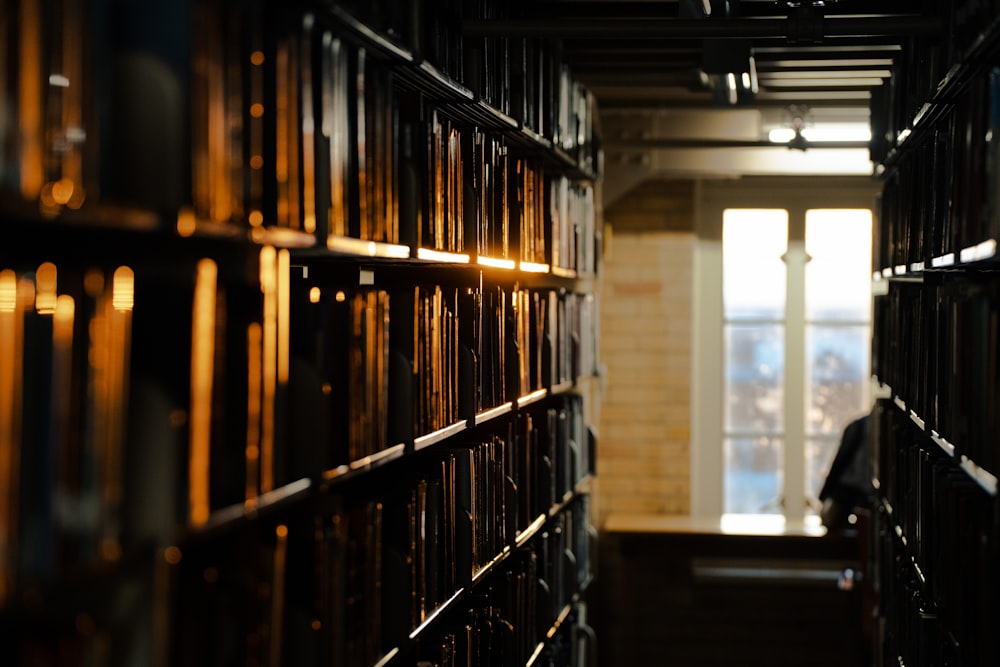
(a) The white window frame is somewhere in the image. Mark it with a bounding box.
[690,177,878,523]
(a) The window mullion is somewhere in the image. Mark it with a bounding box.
[784,239,807,523]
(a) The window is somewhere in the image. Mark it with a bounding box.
[694,195,873,522]
[802,209,872,512]
[722,209,787,514]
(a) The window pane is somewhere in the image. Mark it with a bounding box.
[805,436,840,513]
[805,324,871,436]
[723,209,788,320]
[725,324,784,433]
[805,209,872,322]
[724,437,784,514]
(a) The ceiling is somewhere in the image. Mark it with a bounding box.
[469,1,940,185]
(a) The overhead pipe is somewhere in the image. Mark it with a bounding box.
[462,16,941,41]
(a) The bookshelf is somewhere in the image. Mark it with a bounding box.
[870,3,1000,665]
[0,1,601,665]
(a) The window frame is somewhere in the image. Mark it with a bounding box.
[690,177,879,524]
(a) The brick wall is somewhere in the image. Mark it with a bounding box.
[596,179,695,521]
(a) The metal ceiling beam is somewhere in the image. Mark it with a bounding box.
[463,16,940,40]
[595,97,871,110]
[605,138,871,149]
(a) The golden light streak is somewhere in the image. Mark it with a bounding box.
[112,266,134,311]
[477,256,517,270]
[51,296,76,489]
[245,323,263,504]
[177,207,197,237]
[309,287,321,304]
[260,247,277,493]
[519,261,550,274]
[277,249,290,384]
[416,248,470,263]
[189,259,218,527]
[34,262,57,314]
[0,270,24,603]
[60,0,84,206]
[51,178,74,205]
[19,0,43,198]
[0,271,17,312]
[100,267,133,562]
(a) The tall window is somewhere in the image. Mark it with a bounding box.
[803,209,872,511]
[722,209,788,514]
[721,208,871,516]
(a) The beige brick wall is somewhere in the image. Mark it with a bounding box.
[596,222,693,521]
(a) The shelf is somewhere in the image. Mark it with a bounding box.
[324,235,411,259]
[876,17,1000,174]
[519,261,550,274]
[249,226,317,249]
[320,443,407,486]
[0,210,256,280]
[186,478,313,541]
[886,394,998,496]
[475,402,514,426]
[958,239,998,264]
[526,604,575,667]
[476,255,518,271]
[415,248,472,264]
[414,420,469,452]
[406,587,465,643]
[875,240,999,277]
[517,388,548,409]
[326,5,416,65]
[958,456,999,496]
[0,1,601,663]
[380,483,591,665]
[550,266,578,280]
[550,380,576,395]
[322,7,598,183]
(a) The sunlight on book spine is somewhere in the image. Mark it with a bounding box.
[189,259,217,527]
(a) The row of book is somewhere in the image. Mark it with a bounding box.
[0,0,98,214]
[0,254,284,604]
[329,0,600,173]
[195,0,601,268]
[0,255,596,600]
[869,1,1000,170]
[170,489,594,667]
[417,495,595,667]
[872,401,999,667]
[1,409,595,667]
[288,273,597,449]
[0,1,601,253]
[872,273,1000,477]
[874,65,1000,271]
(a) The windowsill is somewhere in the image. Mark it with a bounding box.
[603,513,829,537]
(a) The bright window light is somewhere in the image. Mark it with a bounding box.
[769,123,872,144]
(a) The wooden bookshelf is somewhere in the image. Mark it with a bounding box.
[870,3,1000,665]
[0,1,601,664]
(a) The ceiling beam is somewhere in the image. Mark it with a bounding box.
[464,16,940,40]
